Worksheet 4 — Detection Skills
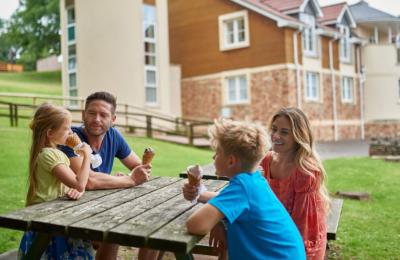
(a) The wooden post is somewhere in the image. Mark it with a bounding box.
[146,115,152,138]
[125,104,128,127]
[9,103,14,127]
[33,97,37,105]
[188,123,194,146]
[14,104,18,127]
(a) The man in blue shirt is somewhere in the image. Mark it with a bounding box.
[185,119,305,260]
[60,91,151,259]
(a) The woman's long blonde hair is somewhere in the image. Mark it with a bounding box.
[26,103,71,206]
[270,107,330,210]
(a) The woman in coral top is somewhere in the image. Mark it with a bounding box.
[260,107,330,260]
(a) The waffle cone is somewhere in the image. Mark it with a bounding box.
[188,173,201,186]
[142,148,155,164]
[65,133,82,149]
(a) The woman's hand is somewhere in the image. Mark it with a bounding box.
[209,221,227,260]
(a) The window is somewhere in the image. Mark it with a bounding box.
[341,77,354,103]
[143,4,157,105]
[66,6,77,104]
[226,75,248,104]
[300,13,316,56]
[305,72,320,101]
[219,11,249,51]
[340,25,351,62]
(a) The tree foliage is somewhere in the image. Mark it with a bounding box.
[1,0,60,70]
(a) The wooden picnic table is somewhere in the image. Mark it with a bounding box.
[0,176,228,260]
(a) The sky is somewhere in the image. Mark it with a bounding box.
[0,0,399,20]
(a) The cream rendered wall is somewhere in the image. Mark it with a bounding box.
[75,0,143,106]
[169,65,181,116]
[363,44,400,121]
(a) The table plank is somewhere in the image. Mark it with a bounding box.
[0,185,127,231]
[67,178,188,241]
[148,180,227,253]
[29,177,180,235]
[106,179,228,249]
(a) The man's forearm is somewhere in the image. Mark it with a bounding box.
[86,172,135,190]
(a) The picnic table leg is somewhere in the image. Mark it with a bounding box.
[174,251,195,260]
[22,233,51,260]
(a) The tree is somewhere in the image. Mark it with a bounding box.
[5,0,60,70]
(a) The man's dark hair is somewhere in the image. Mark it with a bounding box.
[85,91,117,114]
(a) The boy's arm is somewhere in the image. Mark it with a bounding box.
[186,204,224,235]
[198,191,218,203]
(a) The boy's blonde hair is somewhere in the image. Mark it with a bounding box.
[209,118,270,171]
[27,103,71,206]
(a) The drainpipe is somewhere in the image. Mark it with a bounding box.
[329,36,339,141]
[293,29,302,108]
[358,45,365,140]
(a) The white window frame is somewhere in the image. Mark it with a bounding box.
[143,4,158,106]
[305,71,320,102]
[341,76,354,103]
[218,10,250,51]
[66,6,77,103]
[225,74,249,105]
[398,79,400,101]
[300,13,317,57]
[339,25,351,63]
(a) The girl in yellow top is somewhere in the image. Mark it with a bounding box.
[18,103,94,259]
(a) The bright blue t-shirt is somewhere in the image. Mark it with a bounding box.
[60,126,131,174]
[208,171,306,260]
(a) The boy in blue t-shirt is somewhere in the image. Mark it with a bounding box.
[185,119,306,260]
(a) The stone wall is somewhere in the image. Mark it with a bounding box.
[181,68,362,141]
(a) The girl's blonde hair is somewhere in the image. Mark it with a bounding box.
[270,107,330,210]
[209,118,270,171]
[26,103,71,206]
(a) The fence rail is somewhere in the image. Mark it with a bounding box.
[0,98,212,147]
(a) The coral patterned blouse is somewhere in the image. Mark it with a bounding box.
[260,152,327,260]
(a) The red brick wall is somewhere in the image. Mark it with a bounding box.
[181,68,363,141]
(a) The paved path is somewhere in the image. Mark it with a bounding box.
[316,140,369,160]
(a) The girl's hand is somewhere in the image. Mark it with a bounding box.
[66,189,84,200]
[209,222,227,259]
[182,183,199,201]
[75,142,92,157]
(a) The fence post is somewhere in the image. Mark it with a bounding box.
[14,104,18,127]
[33,97,37,106]
[146,115,152,138]
[187,123,194,146]
[9,103,14,127]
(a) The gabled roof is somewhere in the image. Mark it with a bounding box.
[319,3,356,28]
[350,0,400,23]
[231,0,304,28]
[261,0,323,17]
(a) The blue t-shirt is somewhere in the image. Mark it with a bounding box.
[60,126,131,174]
[209,171,306,260]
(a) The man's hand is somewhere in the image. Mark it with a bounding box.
[209,222,228,260]
[66,189,84,200]
[130,164,151,185]
[182,183,199,201]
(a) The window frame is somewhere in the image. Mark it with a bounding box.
[225,74,249,105]
[304,71,320,102]
[300,13,317,57]
[218,10,250,51]
[339,25,351,63]
[341,76,354,103]
[66,6,77,104]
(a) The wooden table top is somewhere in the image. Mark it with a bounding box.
[0,177,228,254]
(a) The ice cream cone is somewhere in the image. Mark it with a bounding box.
[187,164,203,187]
[142,147,155,165]
[65,133,82,149]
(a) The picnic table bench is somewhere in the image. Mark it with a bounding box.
[0,176,228,260]
[181,164,344,256]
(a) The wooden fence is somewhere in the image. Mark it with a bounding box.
[0,97,212,147]
[0,63,24,72]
